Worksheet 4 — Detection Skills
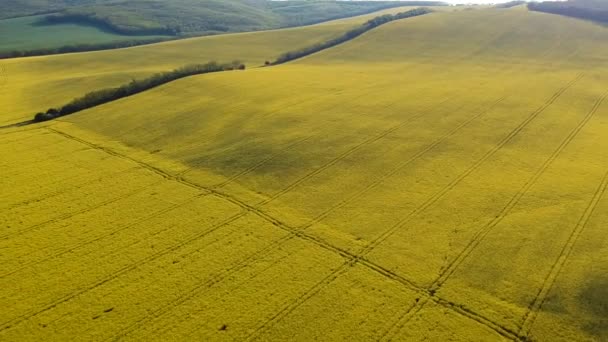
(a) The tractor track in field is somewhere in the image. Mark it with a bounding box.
[519,171,608,338]
[0,192,207,279]
[432,89,608,291]
[365,73,583,253]
[383,83,603,342]
[3,81,571,339]
[249,64,526,209]
[0,178,164,240]
[1,165,140,212]
[0,210,249,331]
[244,75,583,342]
[381,297,431,341]
[47,128,181,182]
[106,233,300,341]
[299,96,505,230]
[3,122,511,339]
[517,98,608,338]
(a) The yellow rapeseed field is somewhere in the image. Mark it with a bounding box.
[2,5,608,342]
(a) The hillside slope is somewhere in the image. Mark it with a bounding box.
[1,0,444,34]
[3,6,608,342]
[0,6,420,126]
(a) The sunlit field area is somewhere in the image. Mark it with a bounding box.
[2,4,608,341]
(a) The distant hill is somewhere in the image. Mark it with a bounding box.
[528,0,608,23]
[0,0,447,36]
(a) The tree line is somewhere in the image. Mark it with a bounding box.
[528,1,608,23]
[495,1,526,9]
[34,61,245,122]
[271,8,433,65]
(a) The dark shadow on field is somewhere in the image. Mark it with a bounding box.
[30,16,123,36]
[532,273,608,339]
[0,120,34,130]
[578,274,608,339]
[181,113,313,179]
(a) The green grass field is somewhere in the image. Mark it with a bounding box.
[0,15,168,53]
[2,5,608,341]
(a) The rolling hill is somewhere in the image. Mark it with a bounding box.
[0,5,422,126]
[0,0,445,56]
[2,5,608,342]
